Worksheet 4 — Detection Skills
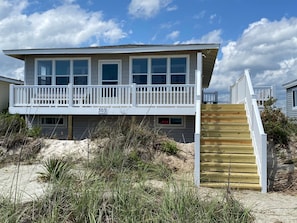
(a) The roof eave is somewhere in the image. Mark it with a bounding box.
[3,44,220,60]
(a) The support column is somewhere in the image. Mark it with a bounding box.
[68,115,73,140]
[194,52,203,186]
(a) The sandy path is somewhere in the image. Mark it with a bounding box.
[0,164,47,203]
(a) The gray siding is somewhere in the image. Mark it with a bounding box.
[29,115,195,142]
[24,51,198,86]
[25,57,35,85]
[286,87,297,118]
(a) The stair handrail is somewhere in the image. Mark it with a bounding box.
[230,69,267,193]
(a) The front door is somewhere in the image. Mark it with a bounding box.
[99,60,121,97]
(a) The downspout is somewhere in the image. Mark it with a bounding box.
[194,52,203,186]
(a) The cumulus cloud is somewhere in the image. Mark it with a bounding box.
[166,30,180,40]
[0,0,127,79]
[128,0,171,19]
[212,17,297,107]
[178,29,223,44]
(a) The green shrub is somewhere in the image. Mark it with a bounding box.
[39,158,71,182]
[160,140,179,155]
[261,98,296,147]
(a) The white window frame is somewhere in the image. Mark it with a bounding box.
[39,116,66,127]
[35,58,91,85]
[129,55,189,85]
[98,60,122,85]
[155,116,185,128]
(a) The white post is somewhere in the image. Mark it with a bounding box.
[9,84,14,110]
[194,52,203,186]
[132,83,136,107]
[68,83,73,107]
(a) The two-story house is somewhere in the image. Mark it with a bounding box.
[4,44,267,192]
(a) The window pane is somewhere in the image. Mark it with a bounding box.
[152,58,167,73]
[56,77,69,85]
[133,75,147,84]
[74,76,87,85]
[171,118,182,125]
[38,77,52,85]
[38,61,52,76]
[293,91,297,107]
[158,117,170,124]
[132,59,148,73]
[152,75,166,84]
[41,117,63,125]
[74,60,88,75]
[171,58,186,73]
[102,81,118,85]
[56,60,70,75]
[102,64,118,80]
[171,75,185,84]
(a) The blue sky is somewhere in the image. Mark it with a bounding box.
[1,0,297,108]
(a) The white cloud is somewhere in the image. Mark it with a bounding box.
[179,29,223,44]
[128,0,171,19]
[167,5,178,12]
[212,17,297,107]
[166,30,179,40]
[0,0,127,79]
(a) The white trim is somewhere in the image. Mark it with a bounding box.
[98,60,122,85]
[129,55,190,85]
[34,57,91,85]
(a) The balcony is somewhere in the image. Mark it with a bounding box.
[9,84,196,115]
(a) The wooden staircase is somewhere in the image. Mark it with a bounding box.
[200,104,261,191]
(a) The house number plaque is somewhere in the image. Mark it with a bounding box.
[98,108,108,114]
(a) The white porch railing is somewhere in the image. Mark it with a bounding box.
[10,84,195,108]
[254,86,274,108]
[230,69,267,193]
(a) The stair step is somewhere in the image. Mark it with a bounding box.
[200,153,255,163]
[201,117,247,123]
[200,145,254,154]
[201,172,259,184]
[201,110,246,118]
[201,162,258,173]
[201,130,250,138]
[202,104,245,111]
[200,182,261,191]
[201,123,249,131]
[201,137,252,145]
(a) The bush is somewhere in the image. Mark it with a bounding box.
[261,98,296,147]
[38,158,71,182]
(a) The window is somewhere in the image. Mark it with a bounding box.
[131,56,188,85]
[156,116,184,128]
[37,60,52,85]
[36,59,89,85]
[293,90,297,108]
[152,58,167,84]
[170,57,186,84]
[102,64,118,85]
[132,58,148,84]
[40,117,65,126]
[56,60,70,85]
[73,60,88,85]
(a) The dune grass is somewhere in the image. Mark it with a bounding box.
[0,116,254,223]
